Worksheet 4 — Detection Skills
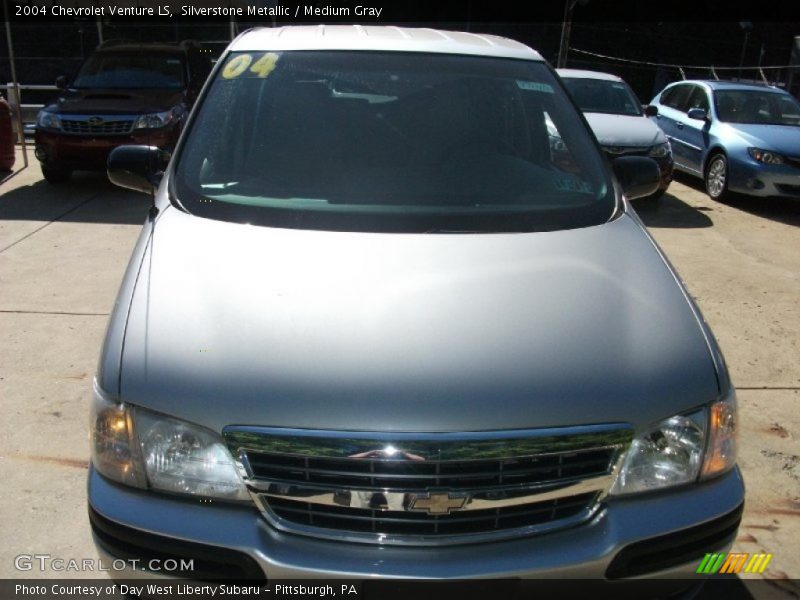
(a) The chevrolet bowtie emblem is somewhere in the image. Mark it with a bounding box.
[408,492,467,514]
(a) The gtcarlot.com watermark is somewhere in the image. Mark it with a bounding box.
[15,554,194,573]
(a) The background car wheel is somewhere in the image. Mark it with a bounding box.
[41,166,72,184]
[705,153,730,201]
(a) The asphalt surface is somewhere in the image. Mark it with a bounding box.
[0,153,798,596]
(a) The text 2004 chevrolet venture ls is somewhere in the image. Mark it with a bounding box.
[89,26,742,586]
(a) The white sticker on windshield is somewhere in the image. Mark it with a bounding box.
[553,177,594,195]
[516,80,554,93]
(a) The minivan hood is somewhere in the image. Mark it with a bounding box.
[585,113,666,148]
[49,88,183,115]
[119,208,718,434]
[718,122,800,155]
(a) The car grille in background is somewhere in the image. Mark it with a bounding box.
[60,117,135,136]
[602,145,649,158]
[224,426,631,545]
[776,183,800,196]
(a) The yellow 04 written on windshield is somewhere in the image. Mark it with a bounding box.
[221,53,280,79]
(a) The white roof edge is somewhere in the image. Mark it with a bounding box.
[556,68,624,82]
[229,25,544,61]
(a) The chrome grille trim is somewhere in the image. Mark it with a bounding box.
[256,492,602,544]
[223,425,632,546]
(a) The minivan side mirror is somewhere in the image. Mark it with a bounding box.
[55,75,68,90]
[687,108,708,121]
[107,145,170,195]
[644,105,658,117]
[612,156,660,200]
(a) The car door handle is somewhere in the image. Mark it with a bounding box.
[676,122,685,129]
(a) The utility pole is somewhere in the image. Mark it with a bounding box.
[557,0,589,69]
[556,0,574,68]
[737,21,753,82]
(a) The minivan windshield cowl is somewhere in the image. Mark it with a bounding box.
[172,51,616,233]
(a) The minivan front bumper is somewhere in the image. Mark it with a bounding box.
[88,465,744,581]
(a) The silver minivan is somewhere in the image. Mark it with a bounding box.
[89,26,742,586]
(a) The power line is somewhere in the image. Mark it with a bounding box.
[571,48,793,71]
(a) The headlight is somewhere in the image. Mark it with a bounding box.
[649,141,671,158]
[90,381,249,501]
[748,147,784,164]
[701,390,737,479]
[36,110,60,130]
[611,391,737,496]
[90,382,146,488]
[610,411,705,495]
[133,105,185,130]
[136,408,249,500]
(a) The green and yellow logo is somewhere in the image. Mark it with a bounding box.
[696,552,773,574]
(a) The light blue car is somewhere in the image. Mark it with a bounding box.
[649,80,800,201]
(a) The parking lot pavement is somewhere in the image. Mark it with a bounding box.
[1,152,149,579]
[636,177,800,592]
[0,153,798,589]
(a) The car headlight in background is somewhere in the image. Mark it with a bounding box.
[36,110,61,130]
[649,141,671,158]
[748,147,784,165]
[90,381,249,501]
[610,390,737,495]
[133,105,185,130]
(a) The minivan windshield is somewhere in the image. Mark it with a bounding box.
[174,51,615,233]
[73,52,185,89]
[561,77,642,117]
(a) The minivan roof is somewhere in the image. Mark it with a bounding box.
[230,25,543,61]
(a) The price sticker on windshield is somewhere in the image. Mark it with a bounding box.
[222,53,280,79]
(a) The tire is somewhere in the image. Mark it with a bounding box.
[41,166,72,184]
[704,153,730,202]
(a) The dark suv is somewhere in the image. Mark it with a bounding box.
[34,40,212,184]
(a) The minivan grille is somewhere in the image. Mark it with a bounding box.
[267,492,599,536]
[60,117,135,136]
[223,426,631,545]
[245,448,615,490]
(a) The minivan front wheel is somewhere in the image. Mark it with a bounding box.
[705,153,729,201]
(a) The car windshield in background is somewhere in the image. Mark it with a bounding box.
[174,51,614,233]
[714,90,800,126]
[72,53,185,89]
[561,78,642,117]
